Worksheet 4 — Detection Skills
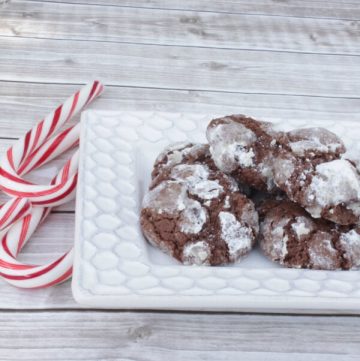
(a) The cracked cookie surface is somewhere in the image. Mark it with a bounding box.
[207,114,360,225]
[258,199,360,270]
[141,143,259,266]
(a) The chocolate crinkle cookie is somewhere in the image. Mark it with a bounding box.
[150,142,212,189]
[207,114,360,225]
[259,200,360,270]
[141,142,259,266]
[206,114,282,192]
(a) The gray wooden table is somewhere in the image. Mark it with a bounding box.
[1,0,360,359]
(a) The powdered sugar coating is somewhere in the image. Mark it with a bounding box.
[260,216,291,263]
[344,142,360,172]
[291,217,312,238]
[154,142,208,171]
[142,181,186,214]
[272,157,295,188]
[259,159,276,190]
[226,176,240,192]
[233,145,255,167]
[182,241,211,265]
[151,143,211,188]
[207,120,257,173]
[179,199,207,234]
[305,160,360,218]
[153,142,191,172]
[346,202,360,216]
[339,230,360,269]
[224,196,231,208]
[308,235,339,270]
[171,163,209,181]
[219,211,254,261]
[170,164,224,200]
[143,181,207,235]
[288,127,344,157]
[238,202,260,234]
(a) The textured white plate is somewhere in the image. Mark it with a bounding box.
[72,111,360,313]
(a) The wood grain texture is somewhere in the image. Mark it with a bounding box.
[1,37,360,98]
[17,213,74,262]
[0,311,360,360]
[0,1,360,357]
[30,0,360,20]
[2,1,360,55]
[0,281,75,309]
[0,81,359,139]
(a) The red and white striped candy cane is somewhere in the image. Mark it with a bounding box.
[0,81,104,288]
[0,154,77,288]
[0,80,103,206]
[0,197,32,231]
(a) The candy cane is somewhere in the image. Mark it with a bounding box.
[0,197,32,230]
[0,81,104,288]
[0,81,103,206]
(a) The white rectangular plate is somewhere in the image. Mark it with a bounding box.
[72,111,360,313]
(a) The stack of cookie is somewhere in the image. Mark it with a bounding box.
[141,115,360,270]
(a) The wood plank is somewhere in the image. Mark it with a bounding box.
[0,311,360,360]
[1,38,360,98]
[1,352,357,361]
[0,281,75,309]
[2,1,360,55]
[1,82,359,141]
[31,0,360,21]
[16,213,74,262]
